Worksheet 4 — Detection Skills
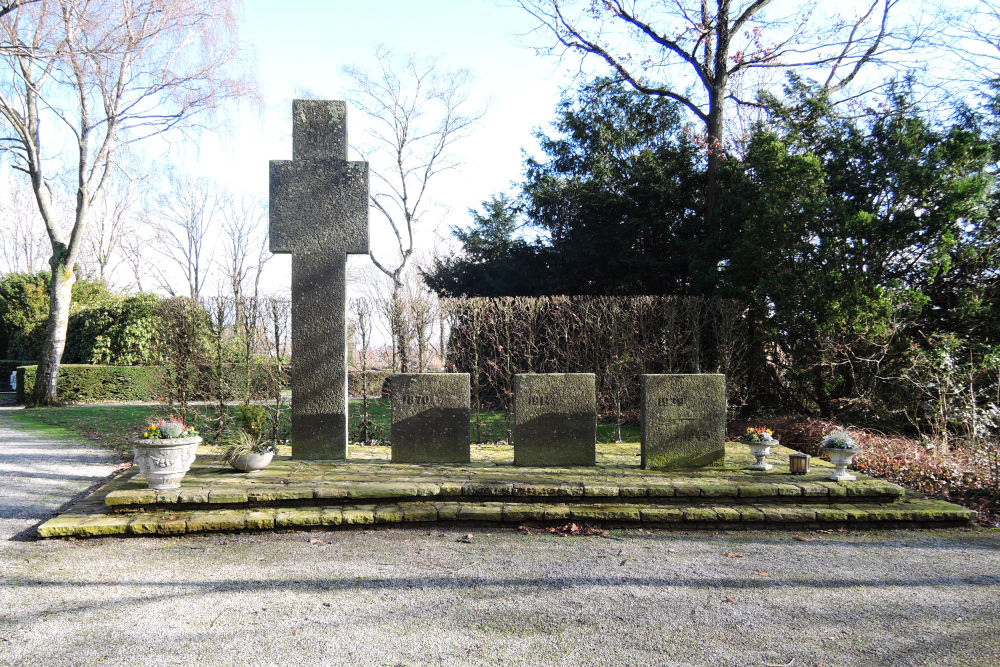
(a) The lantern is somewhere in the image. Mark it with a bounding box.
[788,453,810,474]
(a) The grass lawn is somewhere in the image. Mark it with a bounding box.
[5,398,640,458]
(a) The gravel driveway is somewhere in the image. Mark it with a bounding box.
[2,412,999,666]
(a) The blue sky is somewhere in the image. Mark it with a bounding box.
[191,1,573,250]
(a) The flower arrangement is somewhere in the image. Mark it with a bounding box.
[742,427,776,443]
[820,429,859,450]
[141,417,198,440]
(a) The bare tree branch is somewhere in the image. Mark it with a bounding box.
[345,46,484,371]
[0,0,254,404]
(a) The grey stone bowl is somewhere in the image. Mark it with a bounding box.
[131,436,201,490]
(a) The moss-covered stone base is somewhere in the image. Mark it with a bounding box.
[37,494,976,538]
[35,441,977,539]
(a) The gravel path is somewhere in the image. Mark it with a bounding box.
[0,408,119,541]
[1,412,999,666]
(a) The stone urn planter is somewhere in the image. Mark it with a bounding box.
[228,450,274,472]
[822,447,860,482]
[132,436,201,490]
[741,428,777,471]
[743,439,776,471]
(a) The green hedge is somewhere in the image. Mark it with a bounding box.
[348,370,392,398]
[18,365,164,403]
[17,363,284,404]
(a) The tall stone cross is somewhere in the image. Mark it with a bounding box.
[269,100,369,459]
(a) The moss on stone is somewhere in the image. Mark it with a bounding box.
[127,514,165,534]
[462,482,514,497]
[710,506,742,521]
[76,515,131,536]
[154,489,181,504]
[698,482,739,497]
[681,507,718,521]
[737,483,774,498]
[736,506,766,521]
[402,503,438,522]
[617,485,648,498]
[208,488,249,504]
[457,504,503,521]
[274,508,322,528]
[571,504,641,521]
[247,486,313,502]
[105,489,156,507]
[346,482,416,499]
[187,510,247,533]
[341,505,376,525]
[583,483,619,497]
[314,485,349,499]
[438,481,464,496]
[815,507,850,522]
[511,483,560,497]
[246,509,277,530]
[37,514,89,537]
[177,488,212,504]
[644,483,676,497]
[502,503,549,522]
[796,482,830,497]
[640,506,684,522]
[556,483,585,497]
[435,502,461,520]
[374,504,405,524]
[544,504,572,520]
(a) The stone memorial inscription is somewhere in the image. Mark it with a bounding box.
[641,374,726,469]
[391,374,471,464]
[513,373,596,467]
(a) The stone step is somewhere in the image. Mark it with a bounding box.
[103,460,906,512]
[38,495,977,538]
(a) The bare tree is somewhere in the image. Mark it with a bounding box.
[148,173,221,300]
[0,0,251,404]
[517,0,923,253]
[345,46,484,372]
[0,174,49,273]
[81,170,144,285]
[218,192,270,308]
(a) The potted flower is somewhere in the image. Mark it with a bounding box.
[820,429,861,481]
[741,427,777,471]
[222,430,277,472]
[132,417,201,490]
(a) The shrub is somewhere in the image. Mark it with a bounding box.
[16,363,280,404]
[18,364,164,404]
[67,294,161,365]
[348,370,392,398]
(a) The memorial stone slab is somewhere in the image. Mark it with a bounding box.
[390,373,471,464]
[513,373,596,466]
[641,374,726,469]
[269,100,369,459]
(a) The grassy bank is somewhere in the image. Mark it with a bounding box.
[4,399,640,457]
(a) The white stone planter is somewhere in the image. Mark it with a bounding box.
[743,439,776,471]
[228,450,274,472]
[822,447,860,482]
[132,436,201,490]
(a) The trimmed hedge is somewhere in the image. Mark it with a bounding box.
[17,363,284,404]
[18,364,163,404]
[348,370,392,398]
[1,360,34,391]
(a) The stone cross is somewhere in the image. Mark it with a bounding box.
[269,100,369,459]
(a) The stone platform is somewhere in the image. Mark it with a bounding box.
[37,442,977,538]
